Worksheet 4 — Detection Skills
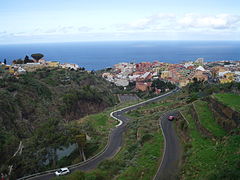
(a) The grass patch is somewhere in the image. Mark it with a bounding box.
[117,132,163,180]
[214,93,240,112]
[88,113,108,127]
[179,105,240,180]
[194,100,226,137]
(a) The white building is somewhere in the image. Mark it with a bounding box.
[115,79,129,87]
[129,74,140,82]
[196,66,206,71]
[195,58,204,65]
[61,63,79,70]
[184,61,194,68]
[218,71,231,77]
[15,67,26,75]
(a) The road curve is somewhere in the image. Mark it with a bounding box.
[153,111,182,180]
[18,88,179,180]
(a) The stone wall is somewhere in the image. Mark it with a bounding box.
[205,96,240,131]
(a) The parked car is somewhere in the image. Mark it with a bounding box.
[168,116,175,121]
[55,167,70,176]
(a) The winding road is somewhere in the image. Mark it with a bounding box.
[18,88,180,180]
[153,111,182,180]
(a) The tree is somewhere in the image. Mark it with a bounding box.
[34,118,62,168]
[31,53,44,62]
[3,59,6,65]
[24,55,29,61]
[188,77,204,93]
[12,59,24,64]
[24,55,34,64]
[76,134,87,161]
[151,79,167,92]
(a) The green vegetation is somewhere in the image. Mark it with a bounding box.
[53,82,240,180]
[214,93,240,112]
[151,78,176,92]
[185,79,240,102]
[0,68,119,178]
[2,65,240,180]
[179,105,240,180]
[54,92,185,180]
[194,100,226,137]
[117,132,163,180]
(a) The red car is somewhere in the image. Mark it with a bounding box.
[168,116,175,121]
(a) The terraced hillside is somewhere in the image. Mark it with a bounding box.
[178,95,240,180]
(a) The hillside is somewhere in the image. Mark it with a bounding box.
[0,68,118,178]
[178,97,240,179]
[51,82,240,180]
[53,91,187,180]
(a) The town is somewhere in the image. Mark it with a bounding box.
[0,53,81,77]
[102,58,240,92]
[1,55,240,93]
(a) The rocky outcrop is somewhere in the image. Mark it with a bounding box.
[64,100,109,122]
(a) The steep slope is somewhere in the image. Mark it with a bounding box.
[178,98,240,180]
[0,68,118,178]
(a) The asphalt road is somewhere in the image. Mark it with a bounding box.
[19,88,179,180]
[153,111,182,180]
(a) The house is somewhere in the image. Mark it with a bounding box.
[61,63,79,70]
[212,66,229,77]
[196,66,206,71]
[235,76,240,82]
[161,71,170,79]
[9,66,15,74]
[46,61,60,67]
[15,67,26,75]
[154,88,161,94]
[115,79,129,87]
[102,72,114,82]
[192,70,208,81]
[195,58,204,65]
[128,74,140,82]
[219,78,232,84]
[135,81,152,91]
[179,79,190,87]
[22,63,43,72]
[184,61,194,68]
[0,64,15,74]
[219,72,235,84]
[224,72,235,80]
[38,59,46,65]
[138,72,152,81]
[136,62,152,72]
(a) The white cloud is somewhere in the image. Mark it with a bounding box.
[78,26,92,32]
[119,13,240,32]
[178,14,240,29]
[121,13,176,31]
[1,13,240,43]
[11,25,94,37]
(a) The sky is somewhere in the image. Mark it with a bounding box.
[0,0,240,44]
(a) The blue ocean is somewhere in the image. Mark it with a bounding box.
[0,41,240,70]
